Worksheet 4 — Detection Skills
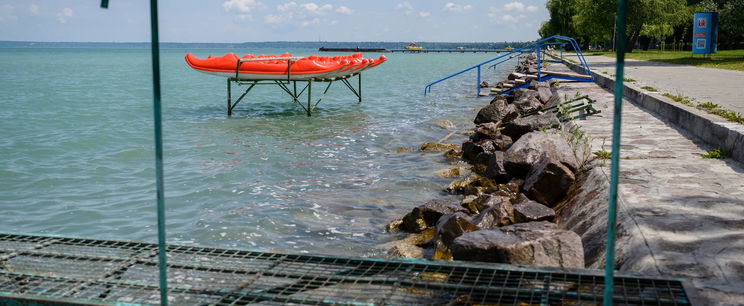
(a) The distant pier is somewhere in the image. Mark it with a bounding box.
[319,47,522,53]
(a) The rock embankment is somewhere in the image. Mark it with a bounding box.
[386,53,590,269]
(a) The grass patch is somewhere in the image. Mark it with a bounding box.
[623,78,636,82]
[593,150,612,159]
[701,148,730,159]
[593,50,744,72]
[661,93,744,124]
[641,86,657,92]
[662,93,694,106]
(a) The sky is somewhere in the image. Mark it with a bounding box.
[0,0,549,43]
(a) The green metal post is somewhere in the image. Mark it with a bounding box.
[604,0,627,304]
[149,0,168,305]
[227,79,232,116]
[307,81,312,116]
[358,74,362,103]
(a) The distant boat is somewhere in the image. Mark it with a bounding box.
[405,43,423,51]
[505,46,514,51]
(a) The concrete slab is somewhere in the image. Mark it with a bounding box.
[555,78,744,304]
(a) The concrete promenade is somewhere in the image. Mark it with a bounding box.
[554,68,744,304]
[579,54,744,115]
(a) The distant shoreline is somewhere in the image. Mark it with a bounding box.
[0,40,532,50]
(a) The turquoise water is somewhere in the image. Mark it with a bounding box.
[0,47,513,256]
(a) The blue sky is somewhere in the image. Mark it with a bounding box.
[0,0,549,42]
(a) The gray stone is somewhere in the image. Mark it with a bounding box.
[435,212,480,245]
[490,95,508,105]
[513,89,538,101]
[523,153,576,207]
[451,222,584,268]
[472,122,501,142]
[513,96,543,113]
[503,131,579,178]
[502,113,561,141]
[514,200,556,222]
[462,140,496,163]
[474,99,519,125]
[485,151,509,183]
[472,198,515,229]
[400,199,468,233]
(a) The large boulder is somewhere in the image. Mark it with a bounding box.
[503,131,579,178]
[485,151,509,183]
[523,153,576,207]
[472,122,501,142]
[512,95,543,113]
[474,99,519,125]
[501,113,561,141]
[462,140,496,163]
[435,212,480,245]
[512,89,539,101]
[400,199,468,233]
[514,198,556,222]
[535,82,553,104]
[451,222,584,268]
[472,198,515,228]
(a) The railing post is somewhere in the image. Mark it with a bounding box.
[476,65,481,96]
[536,45,541,80]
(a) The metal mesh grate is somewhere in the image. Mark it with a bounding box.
[0,233,689,305]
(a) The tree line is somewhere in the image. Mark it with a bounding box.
[539,0,744,51]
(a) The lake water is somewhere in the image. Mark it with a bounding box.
[0,46,514,256]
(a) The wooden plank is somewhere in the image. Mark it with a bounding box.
[541,70,593,79]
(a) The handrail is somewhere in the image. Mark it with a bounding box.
[424,35,594,96]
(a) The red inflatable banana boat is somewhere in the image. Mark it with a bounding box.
[185,52,386,81]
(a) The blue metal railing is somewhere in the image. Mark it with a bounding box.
[424,35,593,96]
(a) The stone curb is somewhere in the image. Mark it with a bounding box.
[563,60,744,164]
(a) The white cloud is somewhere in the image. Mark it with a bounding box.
[499,14,525,23]
[419,11,430,17]
[0,4,17,22]
[223,0,263,19]
[503,1,525,11]
[335,6,353,15]
[396,1,415,15]
[526,5,539,12]
[488,7,526,24]
[265,2,345,26]
[442,2,472,12]
[56,7,73,23]
[29,4,39,15]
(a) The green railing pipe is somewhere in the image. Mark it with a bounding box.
[147,0,169,304]
[604,0,627,304]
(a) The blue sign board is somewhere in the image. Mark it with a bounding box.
[692,12,718,54]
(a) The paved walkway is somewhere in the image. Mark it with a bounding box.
[572,54,744,115]
[557,78,744,304]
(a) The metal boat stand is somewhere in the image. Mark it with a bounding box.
[226,74,362,117]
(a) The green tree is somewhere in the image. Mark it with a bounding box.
[698,0,744,48]
[539,0,579,38]
[572,0,691,52]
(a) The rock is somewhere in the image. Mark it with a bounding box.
[527,67,538,74]
[443,149,462,161]
[446,174,499,196]
[485,151,509,183]
[514,200,556,223]
[490,95,508,105]
[503,131,579,178]
[451,222,584,268]
[474,99,519,125]
[420,142,459,153]
[386,218,403,232]
[537,86,553,104]
[462,140,495,162]
[381,228,435,258]
[472,122,501,142]
[493,134,513,151]
[523,153,576,207]
[433,167,461,178]
[472,197,514,228]
[480,81,490,88]
[431,120,455,130]
[394,147,414,153]
[462,194,511,214]
[513,95,543,113]
[501,113,561,141]
[400,199,468,233]
[473,151,494,166]
[435,212,480,245]
[512,89,538,101]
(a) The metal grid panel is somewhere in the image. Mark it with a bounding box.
[0,233,689,305]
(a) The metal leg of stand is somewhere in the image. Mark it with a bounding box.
[358,74,362,103]
[306,81,312,117]
[227,79,232,117]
